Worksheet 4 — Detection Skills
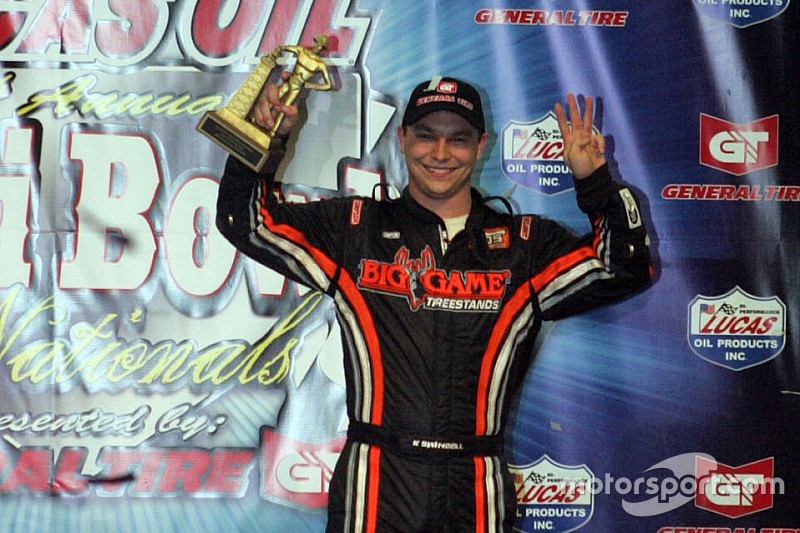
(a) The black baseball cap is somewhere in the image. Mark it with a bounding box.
[402,77,485,133]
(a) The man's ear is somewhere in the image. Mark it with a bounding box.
[397,125,407,154]
[476,131,489,159]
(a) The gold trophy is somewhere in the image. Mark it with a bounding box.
[197,34,333,172]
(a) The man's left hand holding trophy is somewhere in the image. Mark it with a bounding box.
[196,34,333,172]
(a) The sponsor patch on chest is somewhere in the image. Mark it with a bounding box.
[484,226,510,249]
[358,245,511,312]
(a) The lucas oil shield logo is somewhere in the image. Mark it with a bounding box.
[502,114,570,194]
[693,0,792,28]
[357,246,510,312]
[502,113,598,195]
[510,455,594,532]
[688,287,786,371]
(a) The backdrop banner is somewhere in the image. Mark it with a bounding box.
[0,1,796,531]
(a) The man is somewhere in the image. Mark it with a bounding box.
[216,76,651,532]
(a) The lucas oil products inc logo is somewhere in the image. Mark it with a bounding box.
[502,112,601,194]
[510,455,594,532]
[502,113,566,195]
[693,0,792,28]
[687,287,786,371]
[700,114,779,175]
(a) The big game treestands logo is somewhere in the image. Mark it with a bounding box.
[688,287,786,371]
[358,246,510,312]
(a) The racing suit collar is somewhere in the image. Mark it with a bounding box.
[399,186,488,225]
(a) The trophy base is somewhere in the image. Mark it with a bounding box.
[196,108,283,172]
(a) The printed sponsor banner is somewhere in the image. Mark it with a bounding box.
[699,114,779,176]
[696,456,776,518]
[688,287,786,371]
[0,0,797,530]
[501,114,572,194]
[510,455,594,532]
[261,429,346,508]
[693,0,792,28]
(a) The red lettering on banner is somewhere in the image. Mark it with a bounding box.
[204,451,253,493]
[20,0,91,54]
[97,448,254,496]
[0,449,51,492]
[475,9,626,27]
[132,450,164,493]
[256,0,299,54]
[661,184,799,202]
[1,0,362,64]
[521,140,563,160]
[95,0,160,56]
[97,450,143,496]
[0,447,256,495]
[700,315,776,335]
[148,449,252,494]
[157,450,211,492]
[517,482,584,504]
[297,0,353,53]
[191,0,353,57]
[261,429,345,508]
[52,449,89,493]
[192,0,266,56]
[0,12,25,48]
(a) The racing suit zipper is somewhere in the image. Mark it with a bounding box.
[439,223,450,255]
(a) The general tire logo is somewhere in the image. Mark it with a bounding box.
[700,114,779,175]
[695,457,775,518]
[261,429,345,508]
[510,455,594,532]
[687,287,786,371]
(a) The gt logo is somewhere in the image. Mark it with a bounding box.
[695,456,776,518]
[709,130,768,164]
[700,114,778,175]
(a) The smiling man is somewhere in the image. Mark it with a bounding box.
[398,80,489,220]
[216,76,652,532]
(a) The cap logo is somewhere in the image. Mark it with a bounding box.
[436,80,457,94]
[416,94,455,106]
[404,76,485,132]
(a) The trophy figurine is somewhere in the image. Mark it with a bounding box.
[197,34,333,172]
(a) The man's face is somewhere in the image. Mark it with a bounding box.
[398,111,488,213]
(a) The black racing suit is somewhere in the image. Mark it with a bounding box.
[216,155,651,533]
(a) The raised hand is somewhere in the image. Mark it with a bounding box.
[251,70,300,137]
[554,94,606,180]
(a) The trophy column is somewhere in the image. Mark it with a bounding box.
[196,35,332,173]
[196,55,282,172]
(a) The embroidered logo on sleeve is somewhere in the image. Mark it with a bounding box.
[618,189,641,229]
